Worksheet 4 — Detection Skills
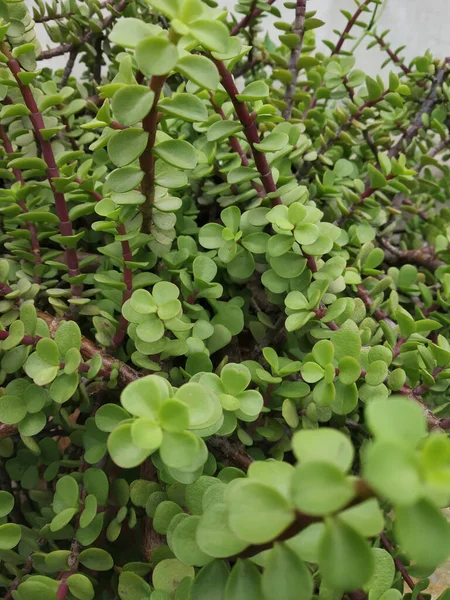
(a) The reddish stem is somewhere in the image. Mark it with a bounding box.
[230,0,276,36]
[2,43,81,297]
[214,60,281,206]
[209,93,265,197]
[373,35,412,76]
[140,74,167,232]
[380,534,426,600]
[332,0,373,55]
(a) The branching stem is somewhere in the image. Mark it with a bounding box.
[1,43,81,298]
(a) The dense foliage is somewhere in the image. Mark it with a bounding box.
[0,0,449,598]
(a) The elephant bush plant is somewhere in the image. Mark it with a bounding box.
[0,0,449,598]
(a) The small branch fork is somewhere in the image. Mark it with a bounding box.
[283,0,307,120]
[1,43,81,298]
[331,0,373,55]
[230,0,276,36]
[209,93,265,198]
[214,59,282,206]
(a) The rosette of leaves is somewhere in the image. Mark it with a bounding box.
[198,206,258,280]
[194,363,264,434]
[102,374,223,481]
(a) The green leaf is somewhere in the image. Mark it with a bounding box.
[50,507,77,532]
[118,571,151,600]
[80,494,98,529]
[49,373,79,404]
[227,480,294,544]
[152,559,195,593]
[292,429,354,472]
[108,424,151,469]
[131,418,163,450]
[108,128,149,167]
[363,440,422,505]
[67,574,95,600]
[291,461,355,516]
[319,517,374,591]
[153,139,197,170]
[365,397,426,447]
[301,362,325,383]
[171,515,211,566]
[106,166,144,193]
[0,491,14,518]
[54,321,81,357]
[363,548,395,600]
[135,36,179,77]
[338,356,361,384]
[0,523,21,550]
[189,20,229,53]
[121,374,169,418]
[395,498,450,568]
[365,76,382,101]
[176,55,220,90]
[191,560,229,600]
[111,86,155,126]
[236,81,270,101]
[262,543,313,600]
[160,430,206,471]
[207,119,243,142]
[95,404,130,432]
[0,395,27,425]
[254,132,289,152]
[8,157,47,171]
[109,18,159,49]
[339,499,385,538]
[368,164,387,189]
[331,329,361,361]
[78,548,114,571]
[196,503,247,557]
[55,475,79,510]
[224,560,262,600]
[36,338,60,366]
[159,93,208,122]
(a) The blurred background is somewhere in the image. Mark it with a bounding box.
[25,0,450,77]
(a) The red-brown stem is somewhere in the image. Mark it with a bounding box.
[74,178,103,203]
[214,60,281,206]
[140,74,167,232]
[373,35,411,76]
[2,43,81,297]
[359,173,394,202]
[380,534,426,600]
[332,0,373,55]
[230,0,276,36]
[111,224,133,346]
[110,121,128,130]
[0,123,42,277]
[38,0,127,60]
[356,284,397,328]
[283,0,307,120]
[209,93,265,197]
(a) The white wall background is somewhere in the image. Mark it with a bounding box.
[26,0,450,76]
